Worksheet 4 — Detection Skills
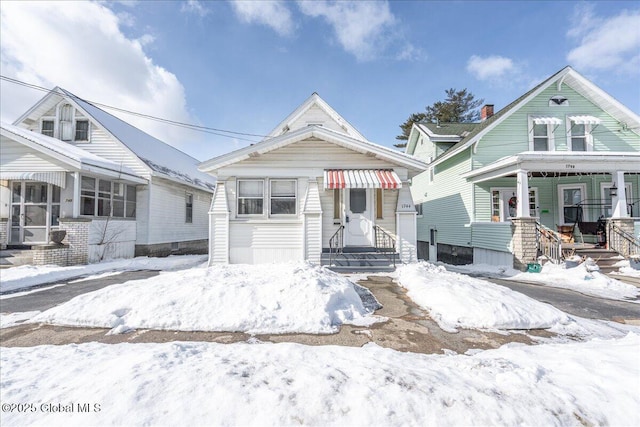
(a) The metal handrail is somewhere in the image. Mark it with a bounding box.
[328,225,344,266]
[536,221,562,264]
[373,225,396,267]
[608,223,640,258]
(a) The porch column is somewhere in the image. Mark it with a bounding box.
[72,172,80,217]
[611,171,628,218]
[515,170,530,217]
[208,181,230,265]
[302,179,323,265]
[396,183,417,263]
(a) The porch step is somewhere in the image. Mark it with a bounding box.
[321,251,398,273]
[0,249,34,269]
[574,248,624,273]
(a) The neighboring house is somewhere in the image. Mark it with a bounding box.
[0,88,215,265]
[199,93,427,266]
[407,66,640,269]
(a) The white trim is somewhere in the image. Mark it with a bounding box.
[558,183,587,225]
[528,115,556,151]
[568,115,601,125]
[566,115,593,152]
[600,182,632,217]
[269,178,298,217]
[490,187,539,222]
[236,179,265,217]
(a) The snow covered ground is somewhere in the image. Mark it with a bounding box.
[29,263,379,334]
[397,262,572,332]
[1,335,638,426]
[443,260,640,302]
[0,255,207,294]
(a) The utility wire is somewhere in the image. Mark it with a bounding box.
[0,75,267,143]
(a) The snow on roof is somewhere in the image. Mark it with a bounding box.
[59,89,216,191]
[1,122,139,177]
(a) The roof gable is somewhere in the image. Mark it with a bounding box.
[199,125,427,174]
[13,87,215,191]
[430,66,640,166]
[265,93,367,141]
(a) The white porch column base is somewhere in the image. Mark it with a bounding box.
[396,184,417,263]
[515,170,530,217]
[208,181,229,265]
[302,179,323,265]
[611,171,628,218]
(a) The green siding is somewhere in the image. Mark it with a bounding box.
[412,150,472,247]
[471,223,512,252]
[473,84,640,169]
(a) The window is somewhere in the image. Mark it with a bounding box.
[376,188,383,219]
[333,189,340,220]
[80,176,136,218]
[558,184,586,225]
[270,180,296,215]
[349,189,366,214]
[568,120,592,151]
[238,180,263,215]
[490,188,538,222]
[415,203,423,217]
[75,120,89,141]
[41,120,54,137]
[186,193,193,223]
[601,182,632,217]
[532,123,549,151]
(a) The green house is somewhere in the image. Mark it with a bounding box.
[406,66,640,269]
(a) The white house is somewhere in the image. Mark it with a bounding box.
[198,93,427,269]
[0,87,215,265]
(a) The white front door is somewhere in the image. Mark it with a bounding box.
[345,188,373,246]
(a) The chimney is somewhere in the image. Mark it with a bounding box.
[481,104,494,121]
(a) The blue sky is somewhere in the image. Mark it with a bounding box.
[1,1,638,161]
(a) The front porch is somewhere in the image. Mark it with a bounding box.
[463,152,640,270]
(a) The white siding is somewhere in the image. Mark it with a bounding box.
[88,219,136,262]
[145,179,211,245]
[0,138,69,171]
[289,105,347,134]
[229,221,304,263]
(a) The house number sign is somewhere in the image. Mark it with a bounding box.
[565,164,576,169]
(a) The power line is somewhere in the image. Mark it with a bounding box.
[0,75,267,143]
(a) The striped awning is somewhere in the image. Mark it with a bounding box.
[324,169,402,189]
[0,171,67,188]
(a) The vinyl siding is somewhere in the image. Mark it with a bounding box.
[473,84,640,169]
[471,222,512,252]
[229,221,304,264]
[289,105,348,135]
[413,150,472,247]
[0,138,69,171]
[145,179,211,245]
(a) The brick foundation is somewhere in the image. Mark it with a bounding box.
[0,218,7,250]
[33,244,70,266]
[59,218,91,265]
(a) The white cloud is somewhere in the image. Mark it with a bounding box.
[0,1,196,151]
[466,55,516,81]
[297,0,396,62]
[229,0,294,37]
[567,5,640,74]
[181,0,211,18]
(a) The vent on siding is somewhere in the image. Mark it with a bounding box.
[171,242,179,252]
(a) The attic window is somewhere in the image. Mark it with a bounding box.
[41,120,54,137]
[75,120,89,141]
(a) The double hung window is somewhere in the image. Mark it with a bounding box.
[237,179,297,216]
[237,180,264,215]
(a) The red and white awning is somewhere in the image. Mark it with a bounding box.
[324,169,402,189]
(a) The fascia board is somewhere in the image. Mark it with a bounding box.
[12,88,64,126]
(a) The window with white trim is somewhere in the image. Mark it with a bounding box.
[270,180,296,215]
[41,119,54,137]
[601,182,632,217]
[80,176,136,218]
[186,193,193,223]
[567,120,591,151]
[490,188,538,221]
[532,123,550,151]
[237,180,264,215]
[528,116,559,151]
[75,120,90,141]
[558,184,586,225]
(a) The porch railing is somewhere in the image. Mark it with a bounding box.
[608,223,640,258]
[373,225,396,267]
[328,225,344,267]
[536,221,562,264]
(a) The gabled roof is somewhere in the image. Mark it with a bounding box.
[199,124,427,174]
[425,66,640,166]
[265,92,367,141]
[14,87,216,191]
[417,122,478,137]
[1,122,145,182]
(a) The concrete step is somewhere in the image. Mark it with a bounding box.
[0,249,35,268]
[321,251,398,273]
[574,248,625,273]
[327,265,396,274]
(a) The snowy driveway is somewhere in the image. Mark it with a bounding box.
[490,277,640,323]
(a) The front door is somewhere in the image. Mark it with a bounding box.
[10,181,60,244]
[345,188,373,246]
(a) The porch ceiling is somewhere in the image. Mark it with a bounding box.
[462,152,640,183]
